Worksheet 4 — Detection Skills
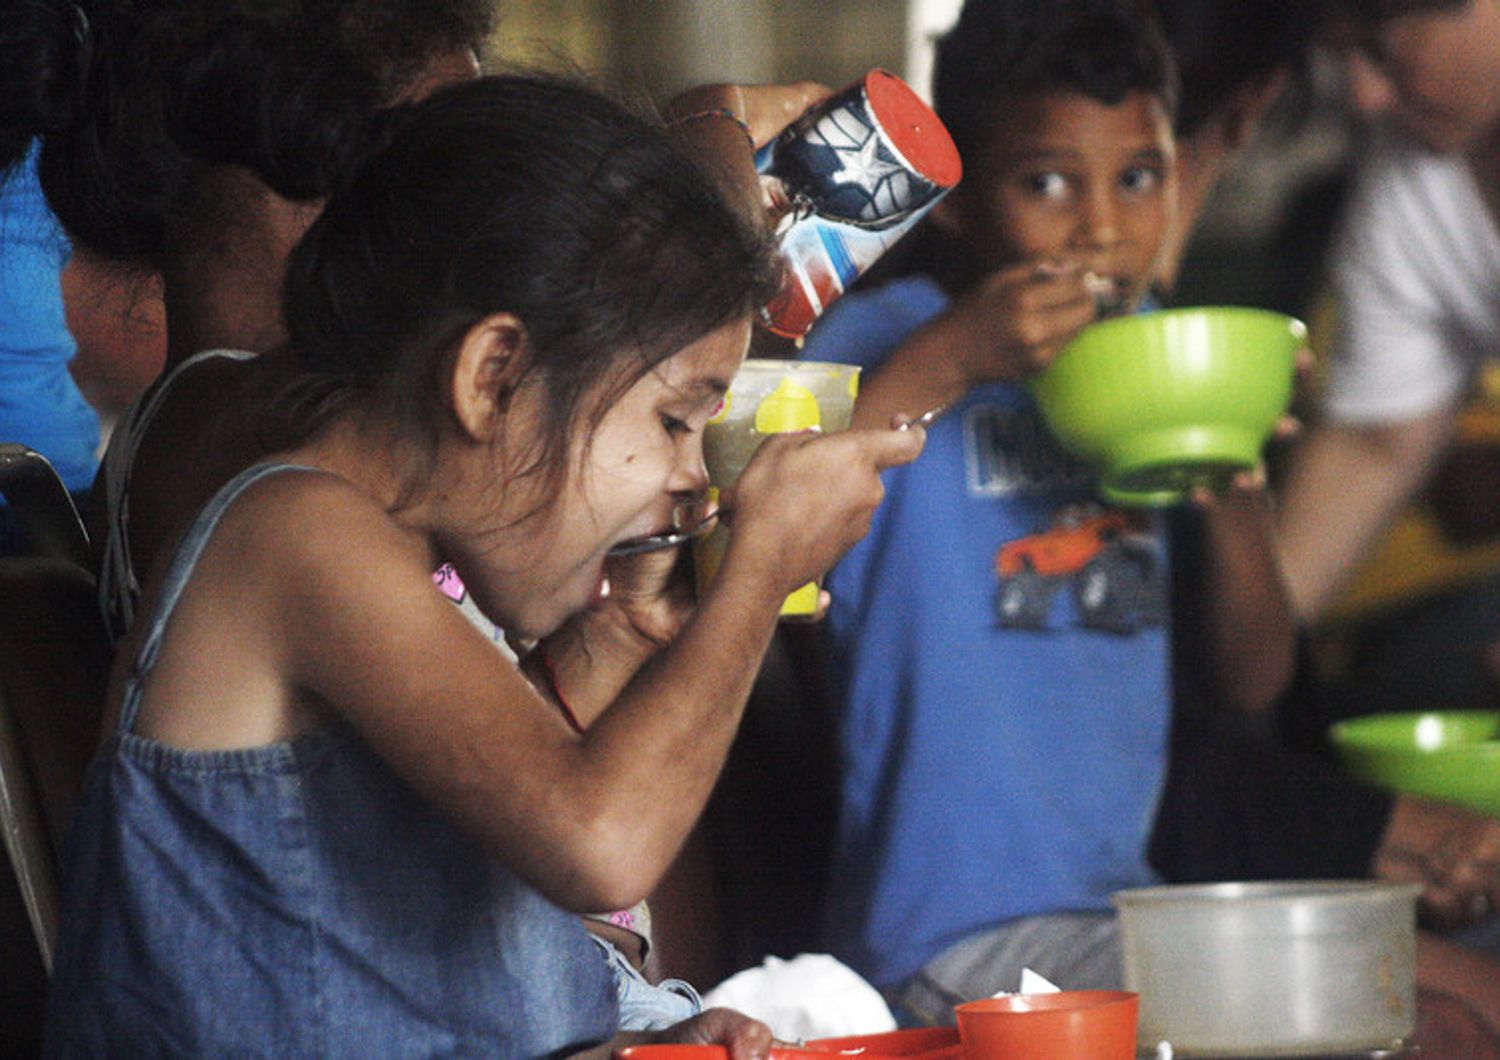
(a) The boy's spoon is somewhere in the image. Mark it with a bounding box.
[899,406,943,431]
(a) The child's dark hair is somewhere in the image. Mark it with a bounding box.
[1155,0,1326,139]
[933,0,1179,164]
[12,0,492,268]
[278,74,783,504]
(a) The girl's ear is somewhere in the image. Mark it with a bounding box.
[451,312,530,443]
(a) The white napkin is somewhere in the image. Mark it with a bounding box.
[988,970,1172,1059]
[990,967,1062,998]
[701,953,898,1041]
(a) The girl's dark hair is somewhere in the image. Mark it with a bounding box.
[933,0,1179,164]
[23,0,493,268]
[1155,0,1326,139]
[277,74,783,503]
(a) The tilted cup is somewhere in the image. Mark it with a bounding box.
[695,359,860,620]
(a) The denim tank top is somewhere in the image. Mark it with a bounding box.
[46,463,618,1058]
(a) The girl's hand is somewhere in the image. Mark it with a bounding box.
[944,258,1095,387]
[654,1008,775,1060]
[737,81,833,147]
[719,423,926,597]
[664,80,832,233]
[602,545,696,649]
[570,1009,772,1060]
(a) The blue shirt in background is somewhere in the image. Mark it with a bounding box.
[802,276,1170,988]
[0,143,98,494]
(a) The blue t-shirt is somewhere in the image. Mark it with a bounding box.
[0,144,98,493]
[804,276,1169,988]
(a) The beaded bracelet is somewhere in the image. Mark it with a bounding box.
[672,108,756,151]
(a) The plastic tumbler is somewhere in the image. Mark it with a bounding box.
[756,69,962,338]
[695,359,860,620]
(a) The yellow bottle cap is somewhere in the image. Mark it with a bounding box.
[754,377,821,434]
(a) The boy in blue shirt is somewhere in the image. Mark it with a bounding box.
[801,0,1292,1021]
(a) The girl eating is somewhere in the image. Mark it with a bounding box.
[44,74,924,1057]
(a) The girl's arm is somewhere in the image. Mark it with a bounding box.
[274,427,923,915]
[664,82,831,230]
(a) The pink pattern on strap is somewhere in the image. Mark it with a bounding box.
[432,563,466,603]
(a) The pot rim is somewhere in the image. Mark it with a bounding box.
[1111,879,1422,909]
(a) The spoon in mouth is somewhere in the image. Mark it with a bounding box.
[607,505,721,557]
[1084,271,1134,318]
[610,408,939,558]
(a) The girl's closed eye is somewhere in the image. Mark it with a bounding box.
[660,413,693,437]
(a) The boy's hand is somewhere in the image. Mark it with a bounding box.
[1188,343,1315,509]
[718,424,926,597]
[1188,466,1275,511]
[945,259,1096,387]
[1267,344,1316,446]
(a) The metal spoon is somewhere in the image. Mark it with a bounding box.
[610,408,937,558]
[899,406,943,430]
[607,507,721,557]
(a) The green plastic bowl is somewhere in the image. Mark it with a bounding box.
[1330,711,1500,818]
[1030,307,1305,507]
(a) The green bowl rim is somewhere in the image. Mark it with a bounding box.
[1059,304,1310,346]
[1329,710,1500,754]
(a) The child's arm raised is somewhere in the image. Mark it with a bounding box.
[1179,476,1298,716]
[850,259,1095,430]
[266,428,923,915]
[665,81,832,230]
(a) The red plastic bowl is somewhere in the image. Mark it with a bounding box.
[615,1027,962,1060]
[955,990,1138,1060]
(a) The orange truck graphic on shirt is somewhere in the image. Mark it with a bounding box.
[994,504,1163,633]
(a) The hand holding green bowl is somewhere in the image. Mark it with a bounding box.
[1030,306,1306,507]
[1330,711,1500,818]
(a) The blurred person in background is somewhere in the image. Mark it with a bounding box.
[1276,0,1500,651]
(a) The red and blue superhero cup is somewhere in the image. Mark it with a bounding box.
[756,69,963,339]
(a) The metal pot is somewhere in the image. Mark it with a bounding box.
[1111,880,1420,1057]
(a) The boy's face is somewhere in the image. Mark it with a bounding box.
[1333,0,1500,153]
[952,90,1176,307]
